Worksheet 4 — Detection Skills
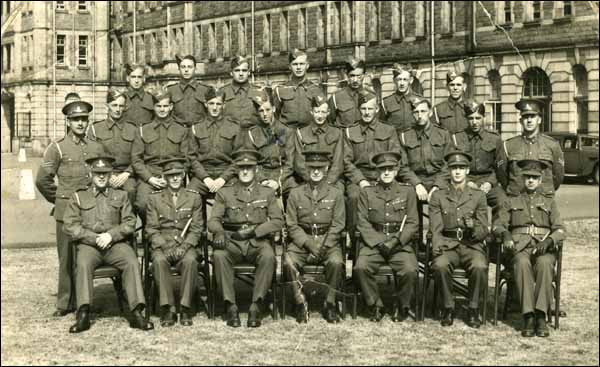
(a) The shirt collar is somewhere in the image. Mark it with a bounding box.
[69,132,86,145]
[312,123,328,135]
[180,79,197,91]
[127,87,145,100]
[232,81,249,94]
[448,97,464,110]
[289,77,308,89]
[415,123,432,139]
[107,117,123,130]
[93,186,110,197]
[396,90,412,101]
[360,119,378,133]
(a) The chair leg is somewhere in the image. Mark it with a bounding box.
[482,271,488,326]
[271,272,278,321]
[503,279,511,320]
[494,265,502,326]
[281,281,286,320]
[431,280,438,319]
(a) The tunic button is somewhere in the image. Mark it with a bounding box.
[385,213,389,216]
[175,220,178,223]
[314,213,317,216]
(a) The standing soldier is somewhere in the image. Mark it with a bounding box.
[434,71,469,134]
[381,63,422,132]
[429,151,489,328]
[329,56,366,128]
[131,88,194,220]
[451,100,503,213]
[286,95,345,193]
[63,153,153,333]
[208,149,283,328]
[284,150,346,323]
[354,152,419,322]
[167,55,211,127]
[88,88,138,206]
[274,49,324,129]
[145,157,203,327]
[493,160,565,338]
[121,64,154,127]
[36,100,103,317]
[496,98,564,198]
[222,55,263,128]
[344,90,401,231]
[188,88,241,196]
[398,96,452,202]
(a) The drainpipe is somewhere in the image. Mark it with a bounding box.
[430,1,435,105]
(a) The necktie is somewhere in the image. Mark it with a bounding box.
[312,188,319,200]
[172,192,178,206]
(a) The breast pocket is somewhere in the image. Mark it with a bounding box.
[177,209,193,222]
[167,128,186,145]
[108,200,123,224]
[535,204,551,225]
[508,205,526,227]
[58,155,88,178]
[251,202,269,221]
[225,206,243,222]
[219,129,237,153]
[392,199,407,218]
[193,127,210,154]
[430,136,447,163]
[277,88,294,102]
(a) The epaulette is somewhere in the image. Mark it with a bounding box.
[507,135,521,141]
[433,124,448,131]
[165,81,179,88]
[172,116,188,126]
[541,134,558,142]
[92,119,105,125]
[485,129,500,135]
[150,189,164,194]
[398,182,411,186]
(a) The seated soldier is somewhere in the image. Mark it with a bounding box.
[354,151,419,322]
[145,157,203,327]
[284,150,346,323]
[63,152,153,333]
[208,149,284,328]
[429,151,489,328]
[493,159,565,338]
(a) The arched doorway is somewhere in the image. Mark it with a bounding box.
[522,67,552,132]
[573,64,589,133]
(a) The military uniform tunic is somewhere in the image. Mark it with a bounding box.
[145,188,203,308]
[36,133,103,311]
[381,90,422,132]
[354,182,419,309]
[208,183,283,304]
[329,86,363,128]
[429,184,489,310]
[122,88,154,127]
[285,182,346,304]
[222,82,263,128]
[167,80,211,127]
[274,79,324,129]
[63,187,144,311]
[434,98,468,134]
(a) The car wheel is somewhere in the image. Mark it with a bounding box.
[594,165,599,186]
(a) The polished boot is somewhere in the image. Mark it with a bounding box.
[369,305,384,322]
[535,310,550,337]
[392,304,410,322]
[247,303,262,328]
[130,307,154,331]
[180,306,193,326]
[324,303,340,324]
[226,304,241,328]
[466,308,481,329]
[440,308,454,327]
[521,313,535,337]
[69,305,91,333]
[295,302,309,324]
[160,306,176,327]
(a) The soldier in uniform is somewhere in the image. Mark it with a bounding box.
[274,49,324,129]
[344,89,401,231]
[87,88,138,206]
[451,100,504,214]
[121,63,155,127]
[167,55,211,127]
[328,56,366,128]
[188,88,241,196]
[36,100,104,317]
[493,159,565,338]
[208,149,283,328]
[354,151,419,322]
[145,157,203,327]
[381,63,422,132]
[284,150,346,323]
[496,98,564,198]
[222,55,263,129]
[63,153,153,333]
[286,95,345,193]
[434,71,469,134]
[429,151,489,328]
[131,88,195,221]
[398,96,451,202]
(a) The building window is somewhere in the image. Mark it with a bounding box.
[415,2,425,37]
[150,32,157,63]
[330,3,340,45]
[56,1,65,11]
[194,25,202,60]
[78,35,88,66]
[208,23,216,60]
[532,1,542,20]
[22,35,29,68]
[392,1,404,40]
[2,44,13,72]
[56,34,66,65]
[78,1,88,11]
[573,65,589,133]
[487,70,503,132]
[223,21,231,58]
[238,18,246,55]
[563,1,573,16]
[261,14,271,54]
[16,112,32,139]
[441,1,453,34]
[341,1,353,43]
[367,1,380,42]
[317,5,325,48]
[504,1,512,23]
[297,9,306,49]
[280,11,289,51]
[522,67,552,132]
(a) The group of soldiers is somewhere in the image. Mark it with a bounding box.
[36,49,565,339]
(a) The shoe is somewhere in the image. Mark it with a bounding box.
[324,303,340,324]
[440,308,454,327]
[180,307,193,327]
[53,308,74,317]
[295,302,309,324]
[247,303,262,328]
[521,313,535,337]
[130,309,154,331]
[160,306,176,327]
[226,304,241,328]
[535,311,550,337]
[69,306,91,333]
[369,305,384,322]
[466,308,481,329]
[392,305,410,322]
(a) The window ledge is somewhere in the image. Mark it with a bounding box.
[553,16,573,24]
[496,22,513,31]
[523,20,542,28]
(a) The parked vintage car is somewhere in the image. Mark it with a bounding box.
[547,132,599,185]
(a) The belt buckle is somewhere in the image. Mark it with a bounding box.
[457,228,463,241]
[528,224,535,236]
[241,223,249,230]
[383,223,390,236]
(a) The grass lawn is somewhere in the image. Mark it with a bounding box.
[1,220,598,365]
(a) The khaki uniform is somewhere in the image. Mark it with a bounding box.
[381,91,422,132]
[88,118,138,205]
[496,134,564,197]
[188,116,241,195]
[36,133,104,311]
[63,187,144,311]
[493,190,565,315]
[434,98,468,134]
[284,182,346,304]
[398,124,452,190]
[429,184,489,310]
[329,86,363,128]
[122,88,154,127]
[207,183,283,304]
[222,82,263,128]
[354,182,419,309]
[167,80,211,127]
[145,188,204,309]
[131,117,194,218]
[274,79,324,129]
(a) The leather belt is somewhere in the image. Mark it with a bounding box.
[372,222,401,235]
[223,223,253,231]
[299,223,330,236]
[511,225,551,236]
[442,228,470,241]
